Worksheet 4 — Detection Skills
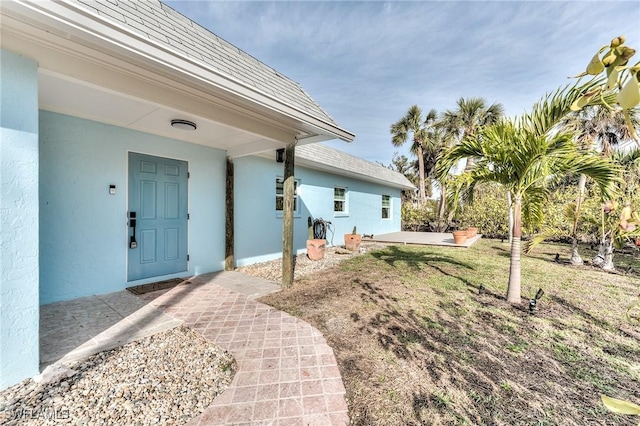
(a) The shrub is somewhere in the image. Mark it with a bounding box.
[402,201,437,231]
[456,183,511,239]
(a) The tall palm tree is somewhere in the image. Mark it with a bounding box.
[592,149,640,270]
[562,106,640,155]
[560,106,640,264]
[436,85,620,304]
[440,97,504,170]
[391,106,438,204]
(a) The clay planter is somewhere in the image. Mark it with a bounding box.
[452,230,468,245]
[306,239,326,261]
[466,227,478,238]
[344,233,362,251]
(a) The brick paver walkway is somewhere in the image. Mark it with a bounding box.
[139,272,349,425]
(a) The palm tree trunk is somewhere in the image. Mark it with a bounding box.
[464,157,474,171]
[506,195,522,304]
[593,239,606,267]
[570,174,587,265]
[506,191,513,243]
[601,236,615,271]
[593,209,606,267]
[416,145,426,204]
[437,183,447,231]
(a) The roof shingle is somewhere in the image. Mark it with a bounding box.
[71,0,339,128]
[296,144,415,190]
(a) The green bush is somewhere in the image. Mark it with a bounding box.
[456,183,511,239]
[402,201,437,231]
[401,180,640,242]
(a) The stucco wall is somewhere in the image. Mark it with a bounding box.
[0,50,40,389]
[234,155,402,266]
[39,111,226,304]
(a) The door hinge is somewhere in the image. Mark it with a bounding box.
[187,172,190,178]
[187,213,190,220]
[187,254,190,261]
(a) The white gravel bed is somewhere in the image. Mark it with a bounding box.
[0,326,235,425]
[236,241,390,282]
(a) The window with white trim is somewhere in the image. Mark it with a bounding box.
[382,195,391,219]
[275,177,299,215]
[334,186,347,214]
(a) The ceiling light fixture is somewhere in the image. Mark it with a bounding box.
[171,119,197,131]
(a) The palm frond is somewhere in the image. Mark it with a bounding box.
[524,228,564,254]
[525,76,612,137]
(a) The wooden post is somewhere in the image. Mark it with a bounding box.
[282,142,296,288]
[225,156,234,271]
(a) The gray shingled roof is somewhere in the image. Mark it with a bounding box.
[296,144,415,190]
[71,0,339,128]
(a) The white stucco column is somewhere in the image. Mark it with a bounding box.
[0,49,40,389]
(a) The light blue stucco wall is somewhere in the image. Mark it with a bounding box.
[234,155,402,266]
[0,50,40,389]
[39,111,226,304]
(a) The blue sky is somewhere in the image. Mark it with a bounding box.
[165,0,640,165]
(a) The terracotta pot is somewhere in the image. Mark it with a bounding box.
[466,227,478,238]
[344,233,362,251]
[452,230,467,245]
[306,239,326,261]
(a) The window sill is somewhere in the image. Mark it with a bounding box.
[334,213,349,218]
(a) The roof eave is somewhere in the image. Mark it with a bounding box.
[294,157,415,190]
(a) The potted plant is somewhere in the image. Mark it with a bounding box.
[452,229,467,245]
[344,226,362,251]
[306,216,326,260]
[466,227,478,238]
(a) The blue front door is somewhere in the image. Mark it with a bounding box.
[128,152,188,281]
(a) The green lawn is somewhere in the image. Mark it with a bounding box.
[260,239,640,425]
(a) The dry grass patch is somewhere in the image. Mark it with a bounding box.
[260,239,640,425]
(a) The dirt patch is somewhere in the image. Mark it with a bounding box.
[257,239,640,425]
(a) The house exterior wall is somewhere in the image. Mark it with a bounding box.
[0,49,40,389]
[234,155,402,266]
[39,111,227,305]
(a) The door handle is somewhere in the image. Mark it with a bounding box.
[129,211,137,249]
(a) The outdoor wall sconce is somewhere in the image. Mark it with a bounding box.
[276,148,285,163]
[170,119,197,131]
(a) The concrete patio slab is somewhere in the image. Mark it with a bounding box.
[372,231,482,247]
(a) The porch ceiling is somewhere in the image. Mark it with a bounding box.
[39,71,271,156]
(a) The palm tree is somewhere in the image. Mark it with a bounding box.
[436,85,620,304]
[591,149,640,270]
[391,106,438,204]
[560,106,640,264]
[440,97,504,170]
